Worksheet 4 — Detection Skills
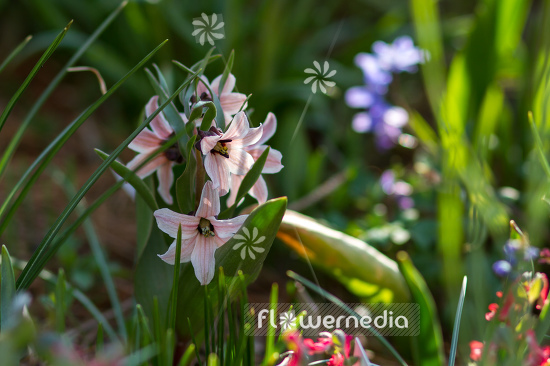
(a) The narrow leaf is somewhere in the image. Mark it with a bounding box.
[0,35,32,74]
[0,245,16,331]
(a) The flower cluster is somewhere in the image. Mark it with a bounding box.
[345,36,423,150]
[125,72,283,285]
[469,222,550,365]
[278,330,358,366]
[380,169,414,210]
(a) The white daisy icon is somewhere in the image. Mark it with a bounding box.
[232,227,266,260]
[304,61,337,94]
[192,13,225,46]
[280,311,296,330]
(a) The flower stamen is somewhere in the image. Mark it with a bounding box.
[198,218,215,237]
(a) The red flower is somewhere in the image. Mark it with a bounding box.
[485,303,499,321]
[469,340,483,361]
[303,336,333,355]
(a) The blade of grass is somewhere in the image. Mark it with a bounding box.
[0,21,71,134]
[287,270,408,366]
[0,245,16,331]
[96,323,104,353]
[55,269,66,333]
[448,276,468,366]
[0,40,168,235]
[0,35,33,75]
[261,283,278,366]
[15,66,200,291]
[53,170,127,341]
[0,1,127,179]
[178,344,196,366]
[529,111,550,179]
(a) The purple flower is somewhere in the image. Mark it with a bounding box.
[524,247,540,261]
[354,53,392,88]
[372,36,424,73]
[492,260,512,277]
[380,170,414,209]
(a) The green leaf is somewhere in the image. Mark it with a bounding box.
[397,251,445,366]
[277,210,409,302]
[134,226,174,336]
[0,21,71,133]
[1,245,16,331]
[136,181,154,261]
[449,276,468,366]
[0,40,168,236]
[168,225,183,330]
[0,1,127,179]
[95,148,158,211]
[15,62,199,291]
[175,197,287,336]
[218,147,270,219]
[0,35,32,75]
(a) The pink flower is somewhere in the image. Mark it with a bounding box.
[127,96,182,204]
[155,181,247,285]
[227,112,284,206]
[195,73,248,123]
[469,340,483,361]
[303,334,333,355]
[199,111,263,196]
[485,303,499,321]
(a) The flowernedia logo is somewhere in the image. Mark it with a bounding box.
[245,303,420,336]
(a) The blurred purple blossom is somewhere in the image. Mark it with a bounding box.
[372,36,424,73]
[380,170,414,209]
[346,36,422,149]
[493,260,512,277]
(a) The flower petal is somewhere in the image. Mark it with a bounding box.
[225,173,243,207]
[211,73,236,96]
[255,112,277,146]
[220,93,248,115]
[196,77,211,99]
[154,208,201,238]
[128,129,161,153]
[200,135,221,154]
[196,181,221,218]
[223,111,249,140]
[145,96,173,140]
[230,125,263,148]
[249,175,268,204]
[211,215,248,240]
[127,154,167,179]
[204,154,231,196]
[225,149,254,175]
[246,146,283,174]
[191,235,218,285]
[157,162,174,205]
[158,237,196,264]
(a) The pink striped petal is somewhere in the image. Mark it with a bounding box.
[223,112,249,140]
[211,73,236,96]
[128,129,161,153]
[225,149,254,175]
[246,146,283,174]
[191,235,218,285]
[220,93,247,115]
[196,77,211,99]
[145,96,173,140]
[196,181,221,218]
[230,125,263,148]
[157,162,174,205]
[158,237,197,264]
[154,208,201,238]
[204,154,231,196]
[250,175,268,204]
[255,112,277,146]
[200,135,221,154]
[225,174,243,207]
[211,215,248,240]
[127,154,167,179]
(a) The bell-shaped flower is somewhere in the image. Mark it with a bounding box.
[227,112,284,206]
[155,181,247,285]
[194,73,248,123]
[199,111,263,196]
[126,96,183,204]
